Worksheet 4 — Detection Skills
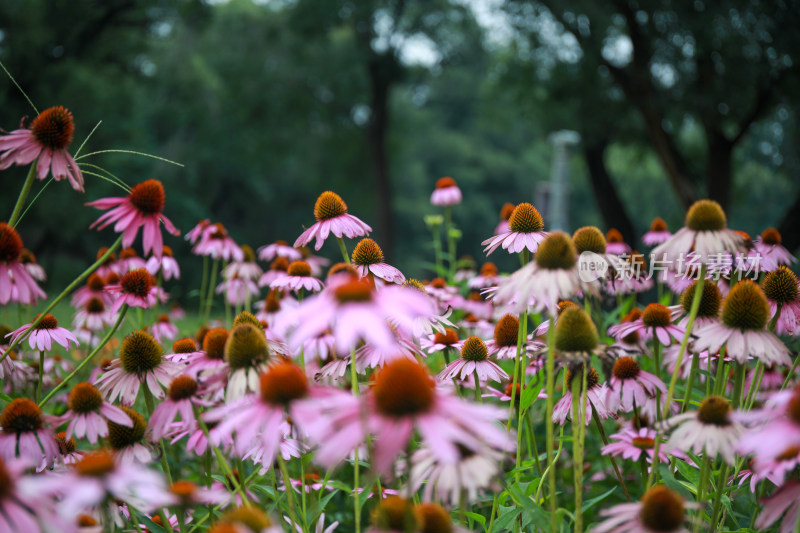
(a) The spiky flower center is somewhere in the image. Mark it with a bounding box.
[161,245,173,258]
[120,330,163,374]
[505,382,522,404]
[430,278,447,289]
[77,515,98,527]
[650,217,668,232]
[572,226,607,254]
[612,357,641,380]
[68,382,103,413]
[762,266,799,304]
[373,496,417,531]
[632,436,655,449]
[494,314,519,347]
[508,203,544,234]
[1,398,43,433]
[264,290,282,313]
[240,244,255,263]
[461,336,488,362]
[500,202,515,221]
[106,272,120,285]
[535,231,577,270]
[435,177,457,189]
[554,307,598,352]
[373,359,435,417]
[334,278,373,303]
[260,362,308,406]
[761,227,782,245]
[75,450,116,477]
[120,268,152,298]
[34,314,58,330]
[169,480,198,503]
[696,395,731,426]
[642,304,671,328]
[639,485,684,531]
[686,199,726,231]
[220,507,273,530]
[606,228,623,243]
[233,311,261,328]
[477,264,497,279]
[203,328,229,360]
[415,503,453,533]
[680,280,722,318]
[287,261,312,277]
[776,445,800,462]
[558,301,577,314]
[86,297,105,313]
[55,432,76,454]
[721,280,769,330]
[433,328,459,346]
[270,257,289,272]
[566,367,600,389]
[0,223,23,263]
[107,407,146,449]
[87,273,105,291]
[168,375,198,401]
[119,248,138,260]
[313,191,347,221]
[403,279,425,292]
[352,238,384,266]
[30,106,74,150]
[128,180,166,215]
[225,324,268,370]
[173,338,198,354]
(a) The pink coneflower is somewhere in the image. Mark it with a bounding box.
[106,406,152,464]
[276,275,433,354]
[193,222,244,261]
[73,297,116,332]
[663,395,742,464]
[258,239,302,262]
[164,337,204,363]
[0,456,66,532]
[609,251,654,295]
[651,199,748,264]
[55,382,132,444]
[605,228,632,255]
[149,375,206,440]
[493,202,515,236]
[307,359,510,474]
[482,202,547,256]
[601,425,672,465]
[642,216,672,247]
[114,247,147,274]
[294,191,372,251]
[184,327,229,379]
[670,279,723,329]
[755,481,800,533]
[105,267,158,313]
[151,314,178,343]
[468,262,502,289]
[430,176,462,206]
[0,106,85,191]
[484,313,542,360]
[419,328,461,356]
[594,485,690,533]
[438,336,508,383]
[71,273,111,308]
[736,387,800,467]
[270,260,324,294]
[424,277,459,304]
[255,288,297,326]
[605,357,666,415]
[755,227,796,267]
[552,367,612,426]
[223,322,272,401]
[185,218,212,244]
[610,303,684,346]
[258,256,290,288]
[408,444,502,504]
[7,314,78,352]
[493,231,585,314]
[351,238,405,284]
[87,179,180,259]
[0,398,58,464]
[209,507,282,533]
[693,280,791,366]
[0,223,46,306]
[19,248,46,282]
[145,245,181,280]
[216,274,260,307]
[223,244,262,280]
[96,329,182,405]
[762,266,800,336]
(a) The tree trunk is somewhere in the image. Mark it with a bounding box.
[367,56,394,256]
[705,130,733,211]
[777,186,800,254]
[582,140,637,246]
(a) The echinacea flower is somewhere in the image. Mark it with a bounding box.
[671,279,722,329]
[605,357,665,418]
[151,314,178,343]
[594,485,690,533]
[270,260,324,293]
[485,313,543,359]
[145,245,181,280]
[439,335,508,383]
[693,280,791,366]
[55,382,132,444]
[468,262,502,289]
[209,507,283,533]
[737,387,800,468]
[663,395,743,464]
[185,219,212,245]
[642,216,672,247]
[164,337,204,363]
[368,497,467,533]
[148,375,205,440]
[754,227,796,267]
[114,247,147,274]
[351,238,405,284]
[494,202,515,235]
[0,398,58,464]
[482,202,547,255]
[294,191,372,251]
[552,367,611,425]
[216,274,260,307]
[71,273,110,308]
[258,239,302,262]
[651,199,748,264]
[610,303,684,346]
[0,456,66,532]
[87,179,180,259]
[755,481,800,533]
[105,267,158,313]
[429,176,462,206]
[407,443,502,504]
[0,106,84,191]
[420,328,461,356]
[762,266,800,336]
[601,425,672,465]
[6,314,78,352]
[605,228,632,255]
[0,222,46,305]
[192,222,244,261]
[73,297,116,332]
[106,406,152,464]
[19,248,46,282]
[96,329,182,405]
[223,322,271,401]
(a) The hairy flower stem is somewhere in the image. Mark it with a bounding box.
[39,304,128,407]
[681,352,701,413]
[278,453,304,533]
[571,366,587,533]
[545,315,557,532]
[444,206,456,282]
[1,235,124,364]
[349,347,361,533]
[514,311,529,482]
[693,456,712,533]
[199,255,209,314]
[204,258,220,322]
[8,163,36,228]
[337,237,351,264]
[36,350,44,403]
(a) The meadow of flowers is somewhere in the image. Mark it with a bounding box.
[1,104,800,533]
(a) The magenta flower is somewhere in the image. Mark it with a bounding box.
[754,227,796,267]
[601,426,671,465]
[610,303,685,346]
[351,238,405,284]
[270,260,324,294]
[192,222,244,261]
[0,223,46,306]
[216,275,260,306]
[438,336,508,383]
[0,398,58,464]
[294,191,372,251]
[485,313,543,360]
[762,266,800,336]
[664,395,743,464]
[605,357,666,415]
[149,375,206,440]
[605,228,631,255]
[482,203,547,256]
[430,176,462,206]
[0,106,84,191]
[552,368,612,426]
[105,267,158,313]
[55,382,132,444]
[756,481,800,532]
[258,240,303,262]
[185,219,213,244]
[73,296,116,332]
[87,179,180,259]
[145,245,181,280]
[0,456,66,532]
[594,485,690,533]
[7,314,78,352]
[642,216,672,246]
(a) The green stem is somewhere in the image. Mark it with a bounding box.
[278,453,303,533]
[571,366,587,533]
[349,347,361,533]
[143,387,174,484]
[431,226,443,276]
[444,206,456,283]
[545,316,557,533]
[199,255,209,315]
[473,369,482,402]
[652,337,662,380]
[36,350,44,403]
[591,411,631,501]
[8,163,37,228]
[693,455,712,533]
[39,304,128,407]
[194,410,251,505]
[337,237,351,264]
[204,258,220,322]
[681,352,701,413]
[515,311,529,482]
[1,235,124,364]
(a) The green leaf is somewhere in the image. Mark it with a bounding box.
[464,511,486,528]
[520,375,545,412]
[582,487,616,512]
[493,506,522,531]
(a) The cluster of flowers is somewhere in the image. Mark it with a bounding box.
[1,106,800,533]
